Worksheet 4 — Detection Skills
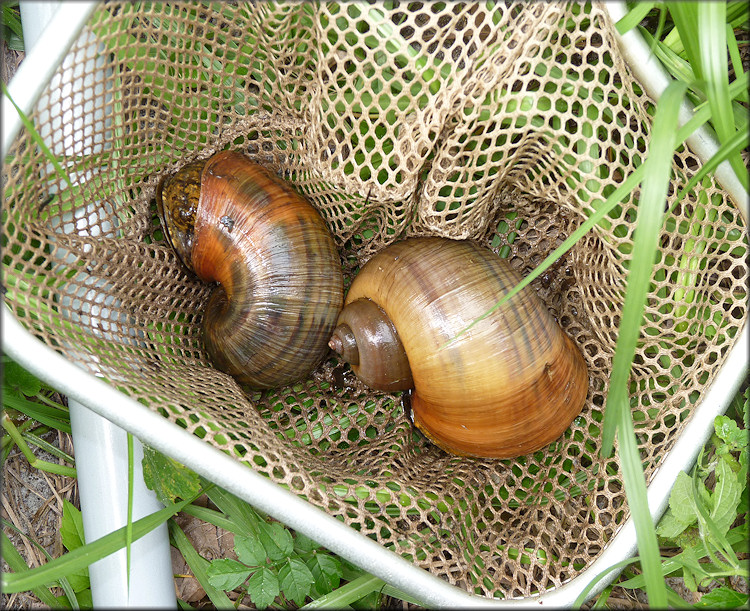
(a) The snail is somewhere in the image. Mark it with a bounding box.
[156,150,344,388]
[328,237,588,459]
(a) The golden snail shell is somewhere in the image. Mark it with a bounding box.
[157,150,344,388]
[328,237,588,459]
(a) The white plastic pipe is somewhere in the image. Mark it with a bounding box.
[18,2,176,607]
[68,400,176,607]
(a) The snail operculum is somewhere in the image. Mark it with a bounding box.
[156,158,206,272]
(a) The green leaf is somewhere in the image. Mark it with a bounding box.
[293,532,319,553]
[64,569,91,594]
[206,558,251,592]
[247,566,280,609]
[694,586,749,609]
[2,360,42,397]
[141,446,201,504]
[709,458,742,535]
[670,471,700,527]
[679,545,701,592]
[234,533,267,567]
[257,521,294,562]
[307,553,342,596]
[59,500,91,592]
[714,416,745,450]
[278,557,314,606]
[60,500,86,552]
[2,494,196,593]
[656,509,693,540]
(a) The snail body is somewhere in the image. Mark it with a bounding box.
[329,237,588,458]
[157,150,344,388]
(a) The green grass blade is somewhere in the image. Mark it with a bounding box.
[180,503,245,533]
[726,25,747,103]
[615,2,656,35]
[1,4,24,40]
[301,574,385,609]
[697,3,748,191]
[617,406,669,607]
[726,0,750,25]
[168,519,235,609]
[600,81,688,610]
[668,124,749,215]
[205,485,263,536]
[1,494,197,593]
[589,582,616,609]
[3,394,72,434]
[638,27,696,83]
[573,556,641,607]
[601,80,689,453]
[1,518,81,608]
[379,584,425,606]
[0,82,71,188]
[21,431,76,465]
[668,3,702,76]
[669,2,748,190]
[441,73,746,350]
[1,532,65,607]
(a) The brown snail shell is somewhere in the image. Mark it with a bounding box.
[328,237,588,459]
[157,150,344,388]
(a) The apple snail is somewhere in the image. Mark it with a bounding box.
[328,237,588,458]
[157,150,344,388]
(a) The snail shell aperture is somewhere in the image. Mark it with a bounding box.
[157,150,344,388]
[328,237,588,459]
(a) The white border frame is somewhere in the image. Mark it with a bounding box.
[2,2,747,606]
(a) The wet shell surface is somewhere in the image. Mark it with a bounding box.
[157,151,344,388]
[329,236,588,458]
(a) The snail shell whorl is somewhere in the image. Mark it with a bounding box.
[158,151,344,388]
[331,237,588,459]
[328,298,413,391]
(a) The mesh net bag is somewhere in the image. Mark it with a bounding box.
[3,1,748,600]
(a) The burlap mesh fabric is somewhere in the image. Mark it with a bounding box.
[3,1,747,599]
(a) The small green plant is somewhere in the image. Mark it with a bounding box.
[57,502,93,607]
[650,388,748,602]
[141,445,417,608]
[1,356,75,477]
[205,524,341,608]
[578,386,749,608]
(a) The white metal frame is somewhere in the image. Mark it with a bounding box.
[3,2,747,607]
